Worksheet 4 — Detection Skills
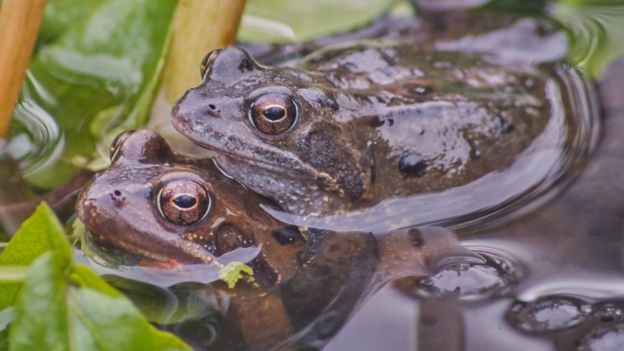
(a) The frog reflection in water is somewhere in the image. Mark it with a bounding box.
[172,40,559,217]
[76,129,467,350]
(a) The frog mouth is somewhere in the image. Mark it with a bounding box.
[80,230,185,268]
[81,226,219,267]
[77,203,219,268]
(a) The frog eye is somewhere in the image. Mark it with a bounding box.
[109,130,135,162]
[248,93,298,135]
[157,180,212,226]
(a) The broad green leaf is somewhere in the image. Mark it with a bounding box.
[0,203,69,266]
[68,288,190,351]
[37,0,101,47]
[0,308,12,351]
[0,203,69,308]
[69,264,122,298]
[553,0,624,77]
[9,253,69,351]
[9,253,191,351]
[71,264,198,325]
[13,0,178,188]
[238,0,395,43]
[0,308,13,332]
[104,277,193,325]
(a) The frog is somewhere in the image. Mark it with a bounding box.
[171,41,582,220]
[75,129,469,351]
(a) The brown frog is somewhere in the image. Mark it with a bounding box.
[171,35,590,220]
[76,129,468,350]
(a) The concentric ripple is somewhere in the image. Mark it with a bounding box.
[395,247,522,302]
[2,73,64,186]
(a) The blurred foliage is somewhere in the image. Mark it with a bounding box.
[238,0,396,43]
[0,201,69,308]
[9,0,177,188]
[554,0,624,77]
[0,204,191,351]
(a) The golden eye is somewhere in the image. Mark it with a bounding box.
[157,179,212,226]
[248,93,298,135]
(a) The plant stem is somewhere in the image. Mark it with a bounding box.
[163,0,246,104]
[0,0,47,140]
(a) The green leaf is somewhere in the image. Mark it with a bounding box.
[0,308,13,351]
[219,262,254,289]
[9,253,191,351]
[9,253,69,351]
[553,0,624,77]
[0,203,69,266]
[15,0,178,188]
[104,277,202,325]
[69,264,122,298]
[0,308,13,332]
[37,0,101,47]
[238,0,395,43]
[0,203,70,308]
[68,288,190,351]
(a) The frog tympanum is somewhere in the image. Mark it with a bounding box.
[76,129,467,350]
[172,40,582,218]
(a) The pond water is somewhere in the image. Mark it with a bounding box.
[320,4,624,350]
[3,1,624,351]
[322,30,624,351]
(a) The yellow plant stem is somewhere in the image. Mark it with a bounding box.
[163,0,246,104]
[0,0,47,139]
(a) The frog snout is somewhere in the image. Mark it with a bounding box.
[173,97,221,121]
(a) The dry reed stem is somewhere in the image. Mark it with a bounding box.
[0,0,47,139]
[163,0,246,104]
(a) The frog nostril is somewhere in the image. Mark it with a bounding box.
[109,190,126,207]
[203,104,220,118]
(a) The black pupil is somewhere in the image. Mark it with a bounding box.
[173,195,197,209]
[263,106,286,121]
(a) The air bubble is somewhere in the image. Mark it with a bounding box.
[395,248,521,301]
[592,302,624,324]
[577,325,624,351]
[507,295,591,333]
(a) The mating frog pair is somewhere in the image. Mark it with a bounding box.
[76,8,597,351]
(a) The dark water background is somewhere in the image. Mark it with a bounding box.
[326,58,624,351]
